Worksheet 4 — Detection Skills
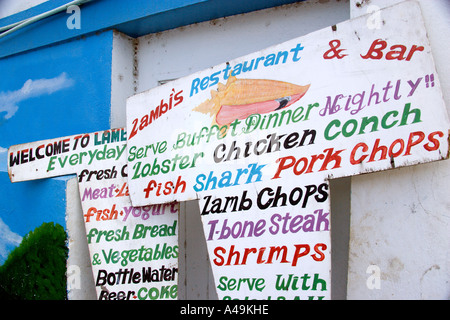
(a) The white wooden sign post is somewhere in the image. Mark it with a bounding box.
[8,129,179,300]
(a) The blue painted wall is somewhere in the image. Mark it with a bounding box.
[0,29,114,264]
[0,30,113,146]
[0,0,301,58]
[0,173,68,264]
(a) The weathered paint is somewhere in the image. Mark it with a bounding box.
[0,0,305,59]
[125,0,448,205]
[3,0,449,301]
[124,1,449,299]
[133,0,351,300]
[7,128,180,300]
[1,0,321,301]
[347,0,450,300]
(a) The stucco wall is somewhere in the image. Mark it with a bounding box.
[132,0,351,300]
[1,0,448,300]
[348,0,450,299]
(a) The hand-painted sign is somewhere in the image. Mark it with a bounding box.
[7,0,449,301]
[8,128,127,182]
[126,1,449,206]
[8,129,179,300]
[125,1,449,300]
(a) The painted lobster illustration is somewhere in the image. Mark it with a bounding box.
[193,76,310,127]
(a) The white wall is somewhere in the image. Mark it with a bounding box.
[0,0,48,19]
[135,0,350,94]
[348,0,450,299]
[68,0,449,300]
[111,30,136,129]
[133,0,351,299]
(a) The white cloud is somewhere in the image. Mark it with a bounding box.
[0,216,22,264]
[0,147,7,172]
[0,72,74,120]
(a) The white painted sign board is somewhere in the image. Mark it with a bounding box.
[125,1,449,207]
[8,129,179,300]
